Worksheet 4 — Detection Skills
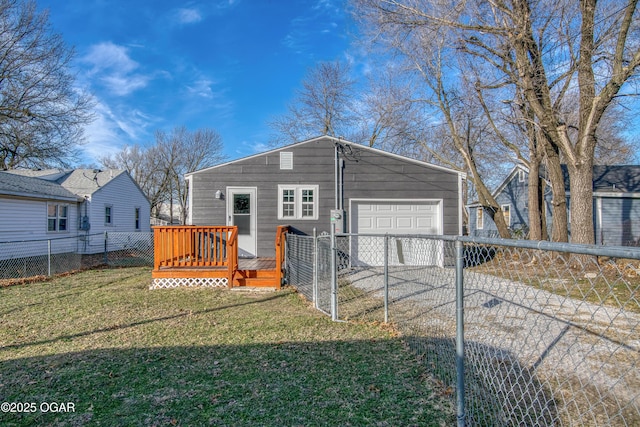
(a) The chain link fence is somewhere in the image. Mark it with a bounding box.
[285,232,640,426]
[0,232,154,283]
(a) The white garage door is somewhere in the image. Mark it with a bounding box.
[351,200,443,266]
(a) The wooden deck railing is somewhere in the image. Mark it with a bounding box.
[152,225,285,289]
[153,225,238,272]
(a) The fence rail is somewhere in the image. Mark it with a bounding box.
[285,231,640,426]
[0,232,154,281]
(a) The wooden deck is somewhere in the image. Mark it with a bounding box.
[150,226,287,289]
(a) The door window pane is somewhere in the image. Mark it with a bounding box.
[234,194,250,214]
[235,215,251,235]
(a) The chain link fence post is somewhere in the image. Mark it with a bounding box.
[455,238,465,427]
[47,239,52,277]
[313,228,319,309]
[384,233,389,324]
[330,226,338,322]
[103,232,108,265]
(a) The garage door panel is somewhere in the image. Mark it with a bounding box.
[417,204,435,212]
[359,217,373,229]
[396,217,413,228]
[376,217,393,229]
[416,217,434,230]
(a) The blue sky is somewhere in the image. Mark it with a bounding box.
[36,0,354,165]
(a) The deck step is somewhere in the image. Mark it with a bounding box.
[233,268,279,287]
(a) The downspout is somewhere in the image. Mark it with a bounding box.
[335,144,339,210]
[339,158,345,211]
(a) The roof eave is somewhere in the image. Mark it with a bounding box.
[186,135,466,178]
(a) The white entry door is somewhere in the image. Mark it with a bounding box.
[227,187,257,258]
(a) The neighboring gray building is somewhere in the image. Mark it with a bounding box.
[467,164,640,246]
[467,164,532,239]
[186,136,466,258]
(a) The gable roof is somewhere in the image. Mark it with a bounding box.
[0,171,79,202]
[468,163,640,208]
[186,135,466,178]
[57,169,127,197]
[577,165,640,193]
[5,168,128,198]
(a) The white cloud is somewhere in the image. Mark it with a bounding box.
[185,78,215,98]
[82,42,150,96]
[102,75,150,97]
[84,42,139,74]
[81,101,156,163]
[175,8,203,25]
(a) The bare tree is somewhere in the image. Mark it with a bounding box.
[354,0,640,245]
[0,0,93,169]
[354,6,516,237]
[99,144,168,218]
[156,126,225,223]
[269,60,360,145]
[101,127,225,224]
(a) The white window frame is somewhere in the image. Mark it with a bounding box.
[476,207,484,230]
[278,185,319,220]
[518,169,525,182]
[105,204,113,226]
[501,204,511,227]
[135,207,141,230]
[47,203,69,232]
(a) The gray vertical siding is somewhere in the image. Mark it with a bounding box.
[189,137,462,257]
[597,197,640,246]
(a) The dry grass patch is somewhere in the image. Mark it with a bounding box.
[0,267,454,426]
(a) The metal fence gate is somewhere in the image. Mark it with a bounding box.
[285,231,640,426]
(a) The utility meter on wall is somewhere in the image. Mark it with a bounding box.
[330,209,345,233]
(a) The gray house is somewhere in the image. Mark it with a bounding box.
[467,164,640,246]
[186,136,466,258]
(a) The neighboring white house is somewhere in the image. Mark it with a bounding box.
[0,168,150,256]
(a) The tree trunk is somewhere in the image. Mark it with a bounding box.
[542,140,569,242]
[567,162,595,244]
[528,160,541,240]
[539,177,549,241]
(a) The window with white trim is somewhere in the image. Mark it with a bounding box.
[135,207,141,230]
[278,185,319,220]
[501,204,511,227]
[105,205,113,225]
[476,207,484,230]
[518,169,525,182]
[47,204,68,232]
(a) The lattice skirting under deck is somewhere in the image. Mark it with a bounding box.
[150,277,228,289]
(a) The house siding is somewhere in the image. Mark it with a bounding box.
[0,197,80,259]
[189,137,462,257]
[469,164,640,246]
[79,173,151,254]
[596,196,640,246]
[468,168,530,237]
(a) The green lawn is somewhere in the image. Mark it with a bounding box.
[0,267,454,426]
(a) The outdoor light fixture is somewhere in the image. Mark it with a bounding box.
[215,190,224,200]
